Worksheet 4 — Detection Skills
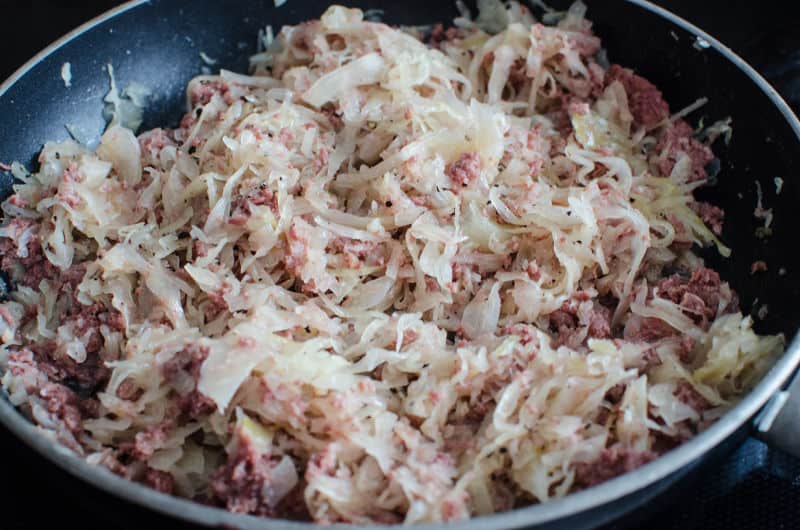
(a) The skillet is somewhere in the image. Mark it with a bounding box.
[0,0,799,528]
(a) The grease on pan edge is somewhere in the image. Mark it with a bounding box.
[60,62,72,88]
[200,52,218,65]
[694,36,711,50]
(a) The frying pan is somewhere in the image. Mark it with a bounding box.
[0,0,798,528]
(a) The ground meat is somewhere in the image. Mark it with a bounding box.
[248,187,277,209]
[189,80,231,106]
[72,303,113,349]
[164,345,209,383]
[502,323,537,346]
[674,381,710,412]
[446,152,482,188]
[230,185,278,224]
[162,345,215,419]
[625,317,676,342]
[210,437,299,517]
[651,431,687,455]
[594,405,612,426]
[587,304,612,338]
[549,308,579,346]
[329,237,382,268]
[32,340,112,395]
[750,260,768,274]
[0,220,59,289]
[640,347,663,370]
[287,20,321,56]
[139,129,175,166]
[678,335,696,363]
[655,267,731,325]
[320,104,344,132]
[567,100,590,116]
[508,57,528,91]
[123,420,174,461]
[550,298,611,347]
[605,64,669,128]
[0,225,124,386]
[178,110,198,132]
[178,391,217,419]
[574,446,657,488]
[60,262,89,289]
[204,283,231,321]
[428,23,462,48]
[57,162,83,207]
[0,223,97,307]
[26,295,123,394]
[680,292,707,318]
[39,382,86,436]
[604,383,626,404]
[141,467,175,495]
[655,120,714,182]
[284,221,309,281]
[116,378,143,401]
[428,23,445,46]
[632,336,689,369]
[193,240,209,258]
[690,201,725,235]
[7,349,97,442]
[278,127,294,147]
[442,422,479,452]
[546,107,574,138]
[107,310,126,332]
[585,161,609,181]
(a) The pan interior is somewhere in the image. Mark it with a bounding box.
[0,1,798,529]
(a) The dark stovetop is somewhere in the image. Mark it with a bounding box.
[3,2,800,529]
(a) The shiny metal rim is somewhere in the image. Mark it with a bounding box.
[0,1,798,528]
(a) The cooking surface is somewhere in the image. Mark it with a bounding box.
[2,1,800,529]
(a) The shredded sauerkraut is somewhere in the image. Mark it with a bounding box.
[0,2,783,524]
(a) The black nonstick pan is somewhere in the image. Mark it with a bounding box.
[0,1,799,529]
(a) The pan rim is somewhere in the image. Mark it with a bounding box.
[0,1,798,529]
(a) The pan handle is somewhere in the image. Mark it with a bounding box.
[755,371,800,459]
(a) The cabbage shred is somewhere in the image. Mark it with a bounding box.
[0,2,783,524]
